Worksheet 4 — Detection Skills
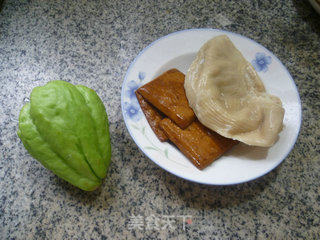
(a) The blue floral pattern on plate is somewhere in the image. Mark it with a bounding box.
[124,101,141,122]
[126,80,140,99]
[252,52,272,73]
[138,71,146,81]
[123,72,146,121]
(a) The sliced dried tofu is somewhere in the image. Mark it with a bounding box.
[137,69,195,129]
[135,91,168,142]
[159,118,238,170]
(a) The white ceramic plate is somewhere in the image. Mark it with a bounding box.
[121,29,301,185]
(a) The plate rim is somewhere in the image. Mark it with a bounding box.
[121,28,302,185]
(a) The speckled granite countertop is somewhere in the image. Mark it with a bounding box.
[0,0,319,239]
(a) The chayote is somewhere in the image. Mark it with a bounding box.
[18,80,111,191]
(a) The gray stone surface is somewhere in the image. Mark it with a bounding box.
[0,0,319,239]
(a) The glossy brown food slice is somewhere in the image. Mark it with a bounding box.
[135,91,168,142]
[159,118,238,170]
[137,69,195,129]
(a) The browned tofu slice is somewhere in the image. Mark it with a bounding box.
[137,69,195,129]
[159,118,238,170]
[135,91,168,142]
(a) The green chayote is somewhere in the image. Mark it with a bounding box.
[18,80,111,191]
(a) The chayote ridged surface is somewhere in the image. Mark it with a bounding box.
[18,80,111,191]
